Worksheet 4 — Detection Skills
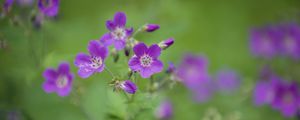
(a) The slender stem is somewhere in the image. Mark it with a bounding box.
[104,67,114,78]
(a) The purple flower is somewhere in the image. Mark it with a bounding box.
[166,62,176,74]
[215,69,240,94]
[120,80,137,94]
[38,0,59,17]
[176,54,213,102]
[100,12,133,51]
[159,38,174,50]
[249,26,281,59]
[2,0,14,13]
[128,42,163,78]
[253,78,278,106]
[75,40,109,78]
[144,24,160,32]
[272,81,300,117]
[278,23,300,60]
[155,100,173,120]
[42,62,74,97]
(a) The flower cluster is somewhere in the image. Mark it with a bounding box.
[250,23,300,60]
[253,67,300,117]
[250,22,300,118]
[171,54,241,102]
[42,12,174,97]
[1,0,60,29]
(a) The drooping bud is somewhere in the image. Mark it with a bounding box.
[120,80,137,94]
[143,24,160,32]
[166,62,176,74]
[111,49,119,63]
[159,38,174,50]
[124,45,131,57]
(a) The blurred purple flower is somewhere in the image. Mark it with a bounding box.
[38,0,59,17]
[100,12,133,51]
[272,81,300,117]
[155,100,173,120]
[2,0,14,13]
[144,24,160,32]
[128,42,163,78]
[166,62,176,74]
[249,26,281,59]
[120,80,137,94]
[75,40,109,78]
[215,69,240,94]
[42,62,74,97]
[159,38,174,50]
[253,78,279,106]
[278,23,300,60]
[177,54,213,102]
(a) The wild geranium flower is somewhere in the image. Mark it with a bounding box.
[272,81,300,117]
[250,26,281,59]
[159,38,174,50]
[215,69,240,94]
[177,54,213,102]
[128,42,163,78]
[120,80,137,94]
[75,40,109,78]
[279,23,300,60]
[38,0,59,17]
[100,12,133,51]
[144,24,160,32]
[155,100,173,120]
[42,62,74,97]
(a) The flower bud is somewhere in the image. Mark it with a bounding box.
[120,80,137,94]
[159,38,174,50]
[144,24,160,32]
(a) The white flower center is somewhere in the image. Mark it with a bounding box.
[56,76,68,88]
[140,54,153,67]
[112,27,126,40]
[90,56,103,69]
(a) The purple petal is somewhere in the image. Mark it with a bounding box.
[88,40,109,59]
[113,40,126,51]
[128,56,141,71]
[57,85,72,97]
[106,20,116,31]
[113,12,126,27]
[38,0,59,17]
[74,53,91,67]
[43,68,58,81]
[140,67,153,78]
[215,69,240,93]
[133,42,148,57]
[42,81,56,93]
[95,64,105,73]
[121,80,137,94]
[78,66,94,79]
[126,28,134,36]
[155,100,173,119]
[147,44,161,58]
[100,33,113,46]
[253,81,273,106]
[149,59,163,73]
[58,62,70,75]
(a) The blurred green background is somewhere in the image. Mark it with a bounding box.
[1,0,300,119]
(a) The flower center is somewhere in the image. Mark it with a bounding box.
[56,76,68,88]
[140,54,153,67]
[112,27,126,40]
[261,36,273,53]
[90,56,103,69]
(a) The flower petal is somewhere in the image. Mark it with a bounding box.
[95,64,105,73]
[88,40,109,58]
[121,80,137,94]
[113,12,126,27]
[133,42,147,57]
[147,44,161,58]
[106,20,116,31]
[150,59,163,73]
[58,62,70,75]
[74,53,91,67]
[113,40,126,51]
[43,68,58,81]
[78,66,94,79]
[140,67,153,78]
[100,33,113,46]
[57,85,72,97]
[42,81,56,93]
[128,56,141,71]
